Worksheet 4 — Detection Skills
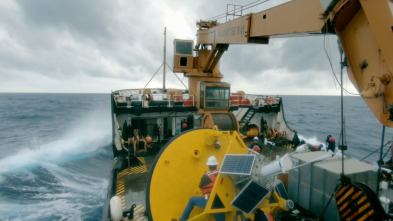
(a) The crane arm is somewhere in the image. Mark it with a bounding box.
[197,0,326,47]
[195,0,328,74]
[173,0,393,127]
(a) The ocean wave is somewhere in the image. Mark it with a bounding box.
[0,150,110,221]
[0,108,111,175]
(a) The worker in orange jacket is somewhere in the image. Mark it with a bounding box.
[249,136,263,153]
[180,156,225,221]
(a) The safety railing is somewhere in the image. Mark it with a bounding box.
[113,89,195,109]
[230,93,280,108]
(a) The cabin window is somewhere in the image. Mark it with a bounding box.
[200,83,205,109]
[176,41,193,55]
[180,57,188,66]
[205,87,229,108]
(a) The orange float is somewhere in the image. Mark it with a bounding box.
[266,96,275,106]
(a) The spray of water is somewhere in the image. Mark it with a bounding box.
[0,109,111,175]
[298,134,326,148]
[0,109,112,220]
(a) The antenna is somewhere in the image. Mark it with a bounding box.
[163,27,166,90]
[144,27,187,89]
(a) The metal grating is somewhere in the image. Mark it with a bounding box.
[219,154,256,176]
[231,180,270,214]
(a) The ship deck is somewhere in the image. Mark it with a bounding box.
[114,154,157,220]
[113,139,295,220]
[112,88,281,113]
[110,139,393,220]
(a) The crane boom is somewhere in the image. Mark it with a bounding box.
[173,0,393,127]
[197,0,326,46]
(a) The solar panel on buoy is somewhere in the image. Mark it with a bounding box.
[275,180,289,200]
[231,180,270,214]
[219,154,255,176]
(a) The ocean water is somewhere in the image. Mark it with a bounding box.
[0,93,112,221]
[0,93,392,220]
[281,95,393,163]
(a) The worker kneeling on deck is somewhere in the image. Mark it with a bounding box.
[263,124,282,141]
[180,156,225,221]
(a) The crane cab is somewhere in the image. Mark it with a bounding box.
[173,39,194,72]
[198,81,230,112]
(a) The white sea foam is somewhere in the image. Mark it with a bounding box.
[40,161,108,195]
[0,147,109,220]
[0,159,109,219]
[0,109,111,175]
[0,94,111,220]
[298,134,326,148]
[0,199,85,221]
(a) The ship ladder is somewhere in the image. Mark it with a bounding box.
[239,107,257,131]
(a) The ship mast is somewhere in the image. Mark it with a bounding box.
[145,27,186,89]
[163,27,166,90]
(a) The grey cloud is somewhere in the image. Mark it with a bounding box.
[0,0,342,94]
[1,0,167,82]
[279,36,335,72]
[16,0,115,39]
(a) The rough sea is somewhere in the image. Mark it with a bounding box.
[0,93,392,220]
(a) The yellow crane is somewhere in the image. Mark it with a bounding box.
[146,0,393,220]
[173,0,393,128]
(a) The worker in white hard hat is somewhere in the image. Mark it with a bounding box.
[249,136,262,153]
[180,156,225,221]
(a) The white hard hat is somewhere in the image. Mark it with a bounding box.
[253,136,259,141]
[207,156,218,166]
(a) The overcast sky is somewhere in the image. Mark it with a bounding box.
[0,0,359,95]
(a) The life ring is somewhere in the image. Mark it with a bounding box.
[265,96,275,106]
